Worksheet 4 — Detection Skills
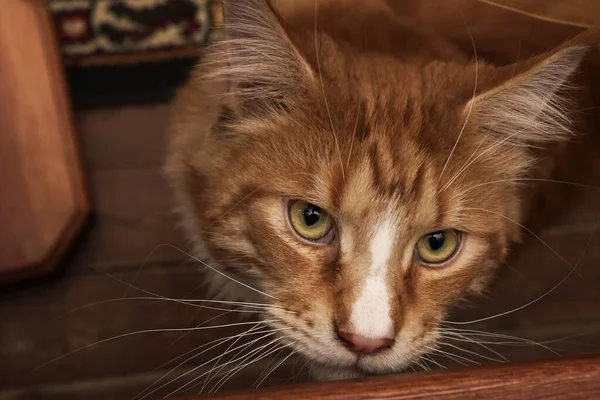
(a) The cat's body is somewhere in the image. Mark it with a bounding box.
[166,0,600,381]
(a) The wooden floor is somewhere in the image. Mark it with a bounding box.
[1,103,599,399]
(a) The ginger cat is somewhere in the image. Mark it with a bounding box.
[166,0,600,381]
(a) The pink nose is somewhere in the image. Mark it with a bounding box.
[338,331,394,354]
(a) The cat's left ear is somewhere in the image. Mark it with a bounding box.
[463,23,600,147]
[209,0,316,112]
[466,40,594,146]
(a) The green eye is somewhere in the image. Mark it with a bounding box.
[288,200,333,241]
[416,230,460,265]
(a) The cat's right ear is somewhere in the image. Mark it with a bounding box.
[207,0,316,113]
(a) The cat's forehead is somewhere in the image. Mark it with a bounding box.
[303,137,444,236]
[301,65,473,156]
[324,55,472,112]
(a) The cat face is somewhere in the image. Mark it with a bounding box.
[185,78,516,376]
[168,0,587,379]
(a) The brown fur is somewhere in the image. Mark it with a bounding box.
[166,0,600,379]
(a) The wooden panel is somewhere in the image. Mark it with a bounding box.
[190,355,600,400]
[66,104,189,270]
[0,360,304,400]
[480,0,600,28]
[69,167,188,270]
[451,230,600,332]
[0,265,304,397]
[76,105,171,170]
[1,265,222,387]
[0,0,88,281]
[385,0,583,64]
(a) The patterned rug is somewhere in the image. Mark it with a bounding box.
[49,0,223,66]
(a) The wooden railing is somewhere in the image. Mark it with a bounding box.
[180,355,600,399]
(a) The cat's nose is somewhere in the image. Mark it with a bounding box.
[337,331,394,354]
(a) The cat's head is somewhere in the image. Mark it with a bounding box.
[170,0,589,378]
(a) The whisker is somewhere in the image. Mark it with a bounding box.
[164,309,239,353]
[157,310,249,369]
[442,333,562,348]
[307,359,317,380]
[290,357,312,383]
[124,251,189,298]
[455,206,581,278]
[134,323,267,400]
[424,346,474,366]
[209,342,294,394]
[345,101,361,173]
[439,326,560,355]
[199,323,268,393]
[184,337,285,396]
[313,0,345,182]
[200,339,282,394]
[438,12,478,183]
[449,177,600,204]
[58,297,289,320]
[156,327,241,371]
[161,281,217,348]
[442,123,532,192]
[162,244,280,300]
[79,262,282,338]
[420,354,447,370]
[58,296,288,318]
[140,333,288,399]
[439,341,505,364]
[34,320,279,372]
[255,348,299,388]
[286,351,303,381]
[415,358,431,372]
[253,346,286,387]
[445,207,596,324]
[142,341,265,400]
[440,331,509,362]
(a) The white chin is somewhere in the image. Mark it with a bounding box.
[310,363,365,382]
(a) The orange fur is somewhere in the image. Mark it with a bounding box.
[166,0,600,379]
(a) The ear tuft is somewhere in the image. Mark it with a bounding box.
[205,0,314,111]
[470,45,588,146]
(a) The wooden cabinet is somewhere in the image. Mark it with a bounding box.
[0,0,89,282]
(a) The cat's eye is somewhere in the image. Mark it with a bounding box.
[415,230,460,265]
[288,200,333,242]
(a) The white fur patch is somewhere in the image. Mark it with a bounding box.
[349,216,395,338]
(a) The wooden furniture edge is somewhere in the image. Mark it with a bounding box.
[0,0,91,284]
[183,355,600,399]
